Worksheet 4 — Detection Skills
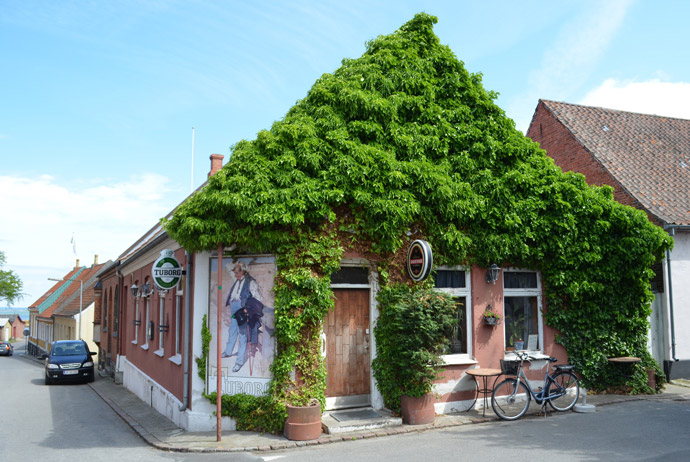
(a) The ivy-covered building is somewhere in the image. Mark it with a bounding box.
[528,100,690,379]
[96,14,671,432]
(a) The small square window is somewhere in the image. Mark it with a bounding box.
[434,270,466,288]
[503,271,537,289]
[330,267,369,285]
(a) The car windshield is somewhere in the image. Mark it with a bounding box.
[52,343,87,356]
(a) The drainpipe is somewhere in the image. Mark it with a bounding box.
[179,251,192,412]
[116,268,123,374]
[664,226,681,363]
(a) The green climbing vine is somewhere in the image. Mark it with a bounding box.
[196,314,211,381]
[165,11,672,420]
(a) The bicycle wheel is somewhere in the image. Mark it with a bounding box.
[491,378,531,420]
[548,371,580,411]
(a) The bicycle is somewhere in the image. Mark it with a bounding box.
[491,351,580,421]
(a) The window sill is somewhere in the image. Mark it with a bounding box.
[441,354,478,366]
[154,348,165,358]
[140,343,149,351]
[131,340,138,345]
[168,354,182,365]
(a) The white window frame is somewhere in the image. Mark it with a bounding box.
[155,293,165,357]
[434,266,475,365]
[132,296,139,345]
[175,292,182,355]
[141,296,150,351]
[502,268,543,356]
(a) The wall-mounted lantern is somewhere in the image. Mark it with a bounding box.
[485,263,501,285]
[141,281,152,298]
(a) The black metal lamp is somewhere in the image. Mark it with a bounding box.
[141,281,152,298]
[130,283,139,298]
[485,264,501,285]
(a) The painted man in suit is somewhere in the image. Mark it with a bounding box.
[221,261,263,373]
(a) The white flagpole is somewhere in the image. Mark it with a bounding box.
[191,127,195,193]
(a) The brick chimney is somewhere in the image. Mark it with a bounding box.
[209,154,224,178]
[94,254,99,265]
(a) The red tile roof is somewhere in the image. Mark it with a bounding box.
[29,266,83,311]
[539,100,690,225]
[36,263,109,319]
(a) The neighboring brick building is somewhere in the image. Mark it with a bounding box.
[27,257,109,358]
[9,315,26,339]
[527,99,690,378]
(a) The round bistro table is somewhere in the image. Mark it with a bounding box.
[608,356,641,393]
[466,368,502,417]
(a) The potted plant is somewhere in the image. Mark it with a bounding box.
[482,305,502,326]
[372,285,457,425]
[283,398,322,441]
[506,314,525,350]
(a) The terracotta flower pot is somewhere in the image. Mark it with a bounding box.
[400,393,435,425]
[283,403,322,441]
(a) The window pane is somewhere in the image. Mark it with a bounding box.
[503,272,537,289]
[504,296,538,349]
[330,267,369,285]
[445,297,467,354]
[434,270,466,288]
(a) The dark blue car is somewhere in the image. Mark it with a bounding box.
[0,341,12,356]
[44,340,96,385]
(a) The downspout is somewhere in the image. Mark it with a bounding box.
[116,268,123,374]
[664,226,680,362]
[179,251,192,412]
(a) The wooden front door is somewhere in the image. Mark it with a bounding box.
[325,289,370,407]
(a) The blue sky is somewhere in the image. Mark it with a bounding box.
[2,0,690,304]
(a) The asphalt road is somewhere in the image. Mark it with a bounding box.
[267,397,690,462]
[3,341,689,461]
[0,343,259,462]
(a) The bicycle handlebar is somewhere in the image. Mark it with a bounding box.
[512,351,558,362]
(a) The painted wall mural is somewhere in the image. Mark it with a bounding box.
[207,255,276,396]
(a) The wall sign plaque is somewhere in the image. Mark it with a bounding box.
[407,239,433,281]
[152,249,183,291]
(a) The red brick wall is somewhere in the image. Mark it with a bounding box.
[527,102,646,212]
[122,248,188,403]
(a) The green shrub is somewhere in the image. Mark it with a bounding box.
[206,392,287,434]
[373,284,457,412]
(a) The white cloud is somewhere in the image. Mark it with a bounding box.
[509,0,633,132]
[0,174,176,303]
[580,78,690,119]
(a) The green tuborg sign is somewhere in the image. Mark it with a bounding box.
[152,249,183,291]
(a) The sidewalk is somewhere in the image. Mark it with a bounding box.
[86,371,690,453]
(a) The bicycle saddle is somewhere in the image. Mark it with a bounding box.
[554,364,574,371]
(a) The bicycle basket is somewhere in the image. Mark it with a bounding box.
[500,359,519,375]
